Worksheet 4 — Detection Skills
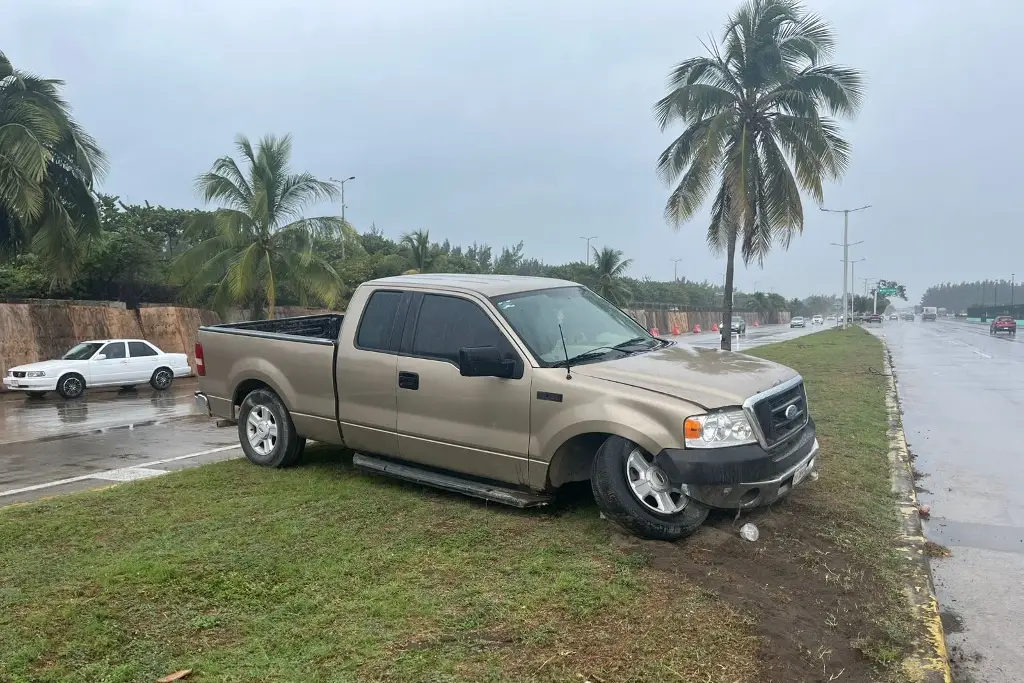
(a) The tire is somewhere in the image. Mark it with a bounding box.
[237,388,303,468]
[150,367,174,391]
[56,373,85,399]
[26,391,47,399]
[590,435,709,541]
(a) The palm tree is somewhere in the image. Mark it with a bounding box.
[400,229,435,273]
[0,50,106,284]
[173,134,344,319]
[591,246,632,306]
[655,0,863,349]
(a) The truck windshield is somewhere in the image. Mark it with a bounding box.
[62,342,103,360]
[492,286,655,366]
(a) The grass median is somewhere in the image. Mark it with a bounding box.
[0,327,913,682]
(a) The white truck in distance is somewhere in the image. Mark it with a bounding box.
[921,306,938,322]
[3,339,192,399]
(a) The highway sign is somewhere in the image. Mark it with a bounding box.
[878,288,898,295]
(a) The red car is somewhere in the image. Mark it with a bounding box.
[990,315,1017,336]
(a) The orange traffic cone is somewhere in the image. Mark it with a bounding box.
[754,321,760,327]
[650,327,660,336]
[693,324,701,334]
[711,323,719,332]
[672,325,681,335]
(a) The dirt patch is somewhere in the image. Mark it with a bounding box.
[609,501,887,682]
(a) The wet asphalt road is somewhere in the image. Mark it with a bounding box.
[667,321,829,349]
[872,319,1024,682]
[0,380,239,505]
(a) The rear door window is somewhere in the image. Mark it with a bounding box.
[128,341,158,357]
[356,290,404,352]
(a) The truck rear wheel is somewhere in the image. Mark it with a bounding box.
[237,388,303,468]
[590,435,708,541]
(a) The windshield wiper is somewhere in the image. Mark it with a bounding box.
[613,336,658,350]
[551,346,624,368]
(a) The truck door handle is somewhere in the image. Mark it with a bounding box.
[398,371,419,390]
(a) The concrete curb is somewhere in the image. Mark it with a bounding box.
[881,340,954,683]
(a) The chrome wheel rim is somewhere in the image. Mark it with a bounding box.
[625,448,688,515]
[63,377,82,397]
[246,405,278,456]
[154,370,171,389]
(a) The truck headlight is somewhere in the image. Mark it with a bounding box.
[25,371,46,378]
[684,410,756,448]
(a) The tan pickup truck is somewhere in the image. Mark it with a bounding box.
[195,274,819,541]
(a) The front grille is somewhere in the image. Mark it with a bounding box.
[12,371,25,378]
[751,382,808,448]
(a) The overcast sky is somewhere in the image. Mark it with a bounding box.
[5,0,1022,301]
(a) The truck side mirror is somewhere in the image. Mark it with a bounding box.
[93,354,107,361]
[459,346,515,379]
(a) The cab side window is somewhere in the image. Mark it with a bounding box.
[99,342,126,359]
[411,294,509,364]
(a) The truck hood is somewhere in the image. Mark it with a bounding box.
[570,342,799,409]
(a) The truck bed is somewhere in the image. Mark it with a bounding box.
[206,314,344,343]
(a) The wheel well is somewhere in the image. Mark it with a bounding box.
[233,379,273,408]
[57,371,85,383]
[152,365,172,376]
[546,432,613,489]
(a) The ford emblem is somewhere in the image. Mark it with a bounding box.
[785,404,799,420]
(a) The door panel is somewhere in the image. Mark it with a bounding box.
[127,341,160,382]
[335,289,409,457]
[89,342,129,385]
[396,293,531,485]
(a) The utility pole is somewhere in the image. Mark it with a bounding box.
[873,279,879,314]
[670,258,684,281]
[860,276,873,298]
[1013,273,1016,306]
[580,235,598,265]
[823,205,870,329]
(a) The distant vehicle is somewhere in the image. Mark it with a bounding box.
[890,314,898,321]
[827,314,837,322]
[812,315,824,325]
[990,316,1017,337]
[3,339,191,399]
[921,306,938,322]
[866,314,883,324]
[903,313,915,321]
[718,316,747,335]
[790,316,806,328]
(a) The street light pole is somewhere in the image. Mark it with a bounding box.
[847,258,865,313]
[822,205,871,329]
[1013,273,1016,307]
[580,235,598,265]
[670,258,684,281]
[330,176,356,260]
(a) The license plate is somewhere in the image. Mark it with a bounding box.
[793,459,813,486]
[11,382,21,388]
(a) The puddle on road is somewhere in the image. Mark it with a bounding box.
[929,518,1024,554]
[941,609,966,633]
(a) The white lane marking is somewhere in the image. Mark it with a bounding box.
[972,349,993,358]
[0,444,241,498]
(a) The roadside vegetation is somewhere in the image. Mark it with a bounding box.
[0,328,914,682]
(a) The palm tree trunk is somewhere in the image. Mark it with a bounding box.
[721,231,737,351]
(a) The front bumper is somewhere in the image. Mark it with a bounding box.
[3,376,56,391]
[655,419,818,509]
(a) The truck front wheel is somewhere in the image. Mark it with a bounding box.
[238,388,304,468]
[590,436,708,541]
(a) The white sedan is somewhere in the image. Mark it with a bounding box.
[3,339,192,399]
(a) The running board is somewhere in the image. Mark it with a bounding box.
[352,453,553,508]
